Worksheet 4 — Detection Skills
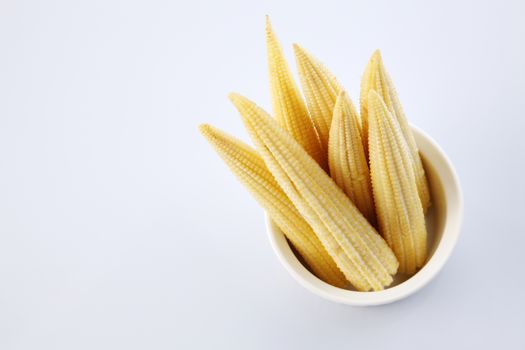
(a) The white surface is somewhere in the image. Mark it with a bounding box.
[267,127,464,305]
[0,0,524,349]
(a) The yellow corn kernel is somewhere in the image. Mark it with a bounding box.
[265,17,326,170]
[368,90,427,275]
[199,124,347,287]
[360,50,431,211]
[294,44,343,152]
[328,91,375,224]
[229,92,398,291]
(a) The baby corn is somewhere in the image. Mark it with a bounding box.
[328,91,375,224]
[360,50,431,211]
[265,17,326,170]
[230,93,398,291]
[294,44,343,151]
[199,125,347,287]
[359,55,375,154]
[368,90,427,275]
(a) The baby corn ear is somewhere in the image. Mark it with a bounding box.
[265,17,326,170]
[368,91,427,275]
[359,50,379,153]
[328,91,375,224]
[360,50,431,211]
[229,93,398,291]
[199,124,347,287]
[293,44,343,152]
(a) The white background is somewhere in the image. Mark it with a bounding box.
[1,0,524,349]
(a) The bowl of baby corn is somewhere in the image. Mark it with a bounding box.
[199,17,463,306]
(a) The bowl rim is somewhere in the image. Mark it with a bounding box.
[265,126,463,306]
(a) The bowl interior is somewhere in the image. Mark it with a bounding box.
[266,126,462,305]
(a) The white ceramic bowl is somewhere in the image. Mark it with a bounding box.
[266,126,463,306]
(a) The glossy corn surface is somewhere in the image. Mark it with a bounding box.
[230,93,398,291]
[199,124,347,287]
[265,17,325,169]
[294,44,343,152]
[361,50,431,211]
[368,91,427,275]
[328,91,375,224]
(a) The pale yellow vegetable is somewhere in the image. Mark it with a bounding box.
[294,44,343,152]
[265,17,326,170]
[360,50,431,211]
[199,124,347,287]
[368,90,427,275]
[359,53,376,154]
[328,91,375,224]
[229,92,398,291]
